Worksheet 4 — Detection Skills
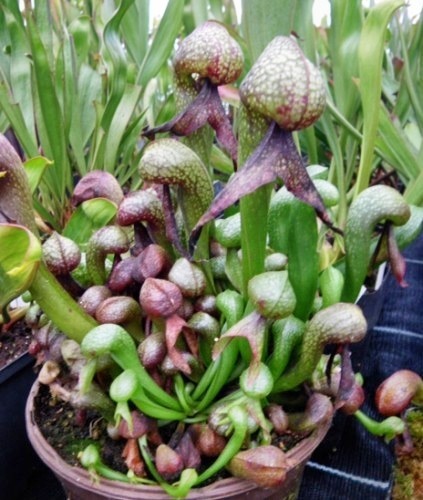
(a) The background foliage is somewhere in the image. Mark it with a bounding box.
[0,0,422,232]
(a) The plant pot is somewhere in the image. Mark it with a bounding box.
[0,352,38,497]
[26,380,331,500]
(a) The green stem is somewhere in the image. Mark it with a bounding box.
[131,396,186,421]
[192,290,245,402]
[194,341,239,412]
[267,317,305,380]
[237,106,270,297]
[326,100,362,142]
[174,73,214,167]
[320,110,348,228]
[79,444,154,484]
[240,186,272,297]
[30,263,97,343]
[86,226,129,285]
[195,405,248,485]
[139,436,198,497]
[191,357,220,401]
[272,303,367,392]
[269,195,318,321]
[174,374,193,415]
[80,325,183,413]
[354,410,405,442]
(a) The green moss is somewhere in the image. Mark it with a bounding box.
[407,409,423,439]
[392,409,423,500]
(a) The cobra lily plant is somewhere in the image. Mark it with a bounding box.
[1,10,422,499]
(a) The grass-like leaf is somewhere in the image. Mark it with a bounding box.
[137,0,184,88]
[354,0,405,197]
[121,0,149,66]
[26,6,71,208]
[101,0,135,130]
[24,156,52,194]
[241,0,297,62]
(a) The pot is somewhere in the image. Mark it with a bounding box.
[26,380,331,500]
[0,352,38,497]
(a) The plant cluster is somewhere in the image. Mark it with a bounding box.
[1,0,423,498]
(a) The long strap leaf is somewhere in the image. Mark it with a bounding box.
[101,0,135,130]
[4,7,37,144]
[25,6,71,205]
[0,83,38,157]
[137,0,184,89]
[354,0,405,197]
[241,0,297,63]
[120,0,149,66]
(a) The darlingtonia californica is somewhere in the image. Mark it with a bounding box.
[144,21,243,162]
[192,36,334,244]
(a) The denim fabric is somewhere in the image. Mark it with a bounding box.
[298,232,423,500]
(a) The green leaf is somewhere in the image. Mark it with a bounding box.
[394,14,423,134]
[137,0,184,88]
[101,0,135,130]
[241,0,297,62]
[69,15,93,69]
[26,8,71,201]
[0,224,42,310]
[209,0,225,21]
[376,104,421,181]
[4,7,37,143]
[69,64,102,175]
[286,201,319,321]
[0,82,39,157]
[0,9,11,79]
[320,109,348,226]
[328,0,362,120]
[55,24,77,141]
[237,1,297,292]
[23,156,52,194]
[189,0,208,27]
[121,0,149,65]
[268,191,318,320]
[63,198,117,246]
[1,0,23,28]
[32,0,53,63]
[293,0,315,59]
[224,248,244,293]
[103,84,142,172]
[404,171,423,206]
[354,0,405,196]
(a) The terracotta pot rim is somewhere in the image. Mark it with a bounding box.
[25,380,331,499]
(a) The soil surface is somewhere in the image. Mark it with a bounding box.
[33,383,310,485]
[0,317,32,369]
[34,383,127,472]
